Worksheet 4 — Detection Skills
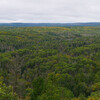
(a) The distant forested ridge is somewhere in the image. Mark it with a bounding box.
[0,26,100,100]
[1,22,100,27]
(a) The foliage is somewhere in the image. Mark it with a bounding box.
[0,26,100,99]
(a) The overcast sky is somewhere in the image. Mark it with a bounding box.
[0,0,100,23]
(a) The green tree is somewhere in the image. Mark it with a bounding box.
[0,78,17,100]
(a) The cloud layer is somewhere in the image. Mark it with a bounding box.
[0,0,100,23]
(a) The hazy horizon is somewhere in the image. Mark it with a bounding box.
[0,22,100,24]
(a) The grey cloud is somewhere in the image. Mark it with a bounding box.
[0,0,100,23]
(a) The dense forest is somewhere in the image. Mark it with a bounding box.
[0,26,100,100]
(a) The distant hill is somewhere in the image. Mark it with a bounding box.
[0,22,100,27]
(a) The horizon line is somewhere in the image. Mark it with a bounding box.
[0,22,100,24]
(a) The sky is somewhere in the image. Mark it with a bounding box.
[0,0,100,23]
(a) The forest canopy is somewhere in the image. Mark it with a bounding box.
[0,26,100,100]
